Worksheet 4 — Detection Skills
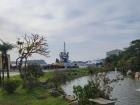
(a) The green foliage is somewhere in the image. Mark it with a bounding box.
[16,34,49,88]
[65,68,88,78]
[73,74,113,105]
[3,80,20,94]
[0,41,14,52]
[73,81,101,105]
[25,64,44,80]
[0,86,68,105]
[22,64,44,89]
[105,54,121,67]
[88,66,110,74]
[0,68,94,105]
[47,71,67,88]
[46,68,88,88]
[105,39,140,72]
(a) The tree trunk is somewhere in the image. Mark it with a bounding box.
[0,54,2,85]
[16,57,27,88]
[2,53,5,87]
[0,69,1,85]
[5,54,9,78]
[19,59,23,78]
[23,57,28,88]
[25,57,27,68]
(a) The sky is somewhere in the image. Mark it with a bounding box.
[0,0,140,63]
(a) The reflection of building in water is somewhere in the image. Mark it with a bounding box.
[59,42,69,63]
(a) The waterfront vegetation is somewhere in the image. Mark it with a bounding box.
[0,67,114,105]
[0,68,89,105]
[73,71,113,105]
[0,87,68,105]
[16,34,49,88]
[72,39,140,105]
[0,36,139,105]
[105,39,140,73]
[73,81,100,105]
[0,34,91,105]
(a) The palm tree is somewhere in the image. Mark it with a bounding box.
[0,40,14,86]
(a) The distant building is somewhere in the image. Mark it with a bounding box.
[87,59,104,68]
[86,60,96,67]
[58,42,75,68]
[73,60,104,68]
[59,42,69,63]
[11,60,47,70]
[106,49,122,57]
[73,61,88,68]
[26,60,47,67]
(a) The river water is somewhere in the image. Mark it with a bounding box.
[62,71,140,105]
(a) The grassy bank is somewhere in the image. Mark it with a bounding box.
[0,87,68,105]
[0,68,89,105]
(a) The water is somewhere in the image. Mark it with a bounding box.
[61,71,140,105]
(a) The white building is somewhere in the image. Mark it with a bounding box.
[106,49,122,57]
[73,61,88,68]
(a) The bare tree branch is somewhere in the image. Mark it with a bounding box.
[16,34,49,78]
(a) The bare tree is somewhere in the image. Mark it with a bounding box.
[16,34,49,83]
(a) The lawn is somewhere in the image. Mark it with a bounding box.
[0,68,89,105]
[0,87,68,105]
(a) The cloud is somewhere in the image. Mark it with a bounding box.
[0,0,139,62]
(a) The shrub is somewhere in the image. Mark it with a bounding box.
[87,66,110,74]
[24,64,44,80]
[73,75,113,105]
[22,64,43,84]
[48,71,67,87]
[3,80,20,94]
[22,64,44,89]
[73,81,100,105]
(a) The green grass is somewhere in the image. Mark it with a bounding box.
[0,86,68,105]
[0,68,89,105]
[65,68,89,79]
[39,72,55,81]
[40,68,89,83]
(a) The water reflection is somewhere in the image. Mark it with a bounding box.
[62,71,140,105]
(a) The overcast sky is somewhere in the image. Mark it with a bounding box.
[0,0,140,63]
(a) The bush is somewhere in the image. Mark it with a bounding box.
[24,64,44,80]
[87,66,110,74]
[73,81,100,105]
[22,64,44,89]
[48,71,67,87]
[73,75,113,105]
[3,80,20,94]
